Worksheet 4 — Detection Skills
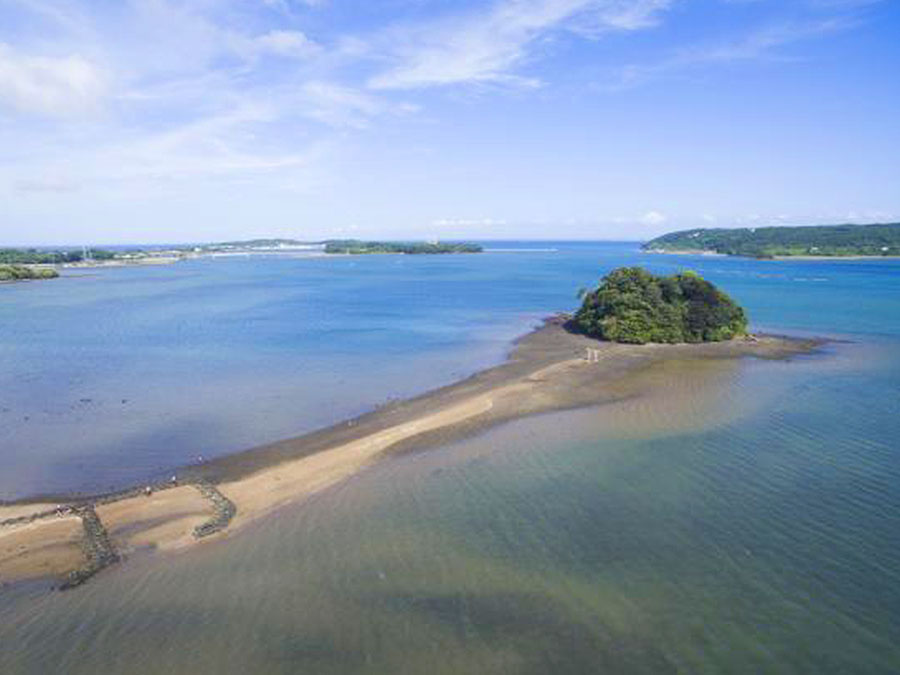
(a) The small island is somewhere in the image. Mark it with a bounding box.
[573,267,747,344]
[643,222,900,259]
[0,264,59,282]
[323,240,482,255]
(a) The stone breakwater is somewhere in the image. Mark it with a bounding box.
[2,478,237,590]
[0,507,61,529]
[192,481,237,538]
[59,505,120,591]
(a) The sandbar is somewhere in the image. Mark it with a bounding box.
[0,318,822,587]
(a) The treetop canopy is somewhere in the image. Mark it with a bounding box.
[573,267,748,344]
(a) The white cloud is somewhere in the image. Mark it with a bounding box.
[253,30,321,58]
[640,210,667,226]
[369,0,674,90]
[0,43,105,116]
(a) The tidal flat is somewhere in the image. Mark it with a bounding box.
[0,318,821,587]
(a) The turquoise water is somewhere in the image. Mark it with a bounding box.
[2,243,899,673]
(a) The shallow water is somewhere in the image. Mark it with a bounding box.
[2,243,899,673]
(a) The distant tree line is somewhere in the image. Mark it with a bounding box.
[0,248,116,264]
[324,240,482,255]
[573,267,748,344]
[643,222,900,258]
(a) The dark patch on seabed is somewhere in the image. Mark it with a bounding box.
[370,589,678,674]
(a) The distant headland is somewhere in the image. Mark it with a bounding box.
[0,238,483,274]
[323,240,482,255]
[643,222,900,259]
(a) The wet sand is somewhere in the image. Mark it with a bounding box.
[0,319,823,587]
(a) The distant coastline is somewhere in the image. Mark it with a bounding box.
[644,249,900,261]
[322,240,482,255]
[0,238,484,275]
[643,222,900,259]
[0,317,822,589]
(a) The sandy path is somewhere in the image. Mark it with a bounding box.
[221,358,580,526]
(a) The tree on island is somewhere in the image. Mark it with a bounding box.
[573,267,748,344]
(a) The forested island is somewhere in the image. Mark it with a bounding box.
[643,222,900,258]
[0,264,59,281]
[323,240,482,255]
[573,267,747,344]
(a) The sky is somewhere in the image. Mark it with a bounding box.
[0,0,898,245]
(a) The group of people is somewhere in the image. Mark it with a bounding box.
[143,474,179,497]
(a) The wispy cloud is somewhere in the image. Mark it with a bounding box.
[250,29,322,59]
[0,0,408,195]
[608,13,863,89]
[0,43,106,116]
[368,0,675,90]
[0,0,892,243]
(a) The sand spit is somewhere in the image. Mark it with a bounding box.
[0,319,822,588]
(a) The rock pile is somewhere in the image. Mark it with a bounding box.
[59,505,120,591]
[192,481,236,539]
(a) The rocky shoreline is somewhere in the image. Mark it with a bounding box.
[1,478,238,590]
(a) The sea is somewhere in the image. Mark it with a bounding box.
[1,241,899,673]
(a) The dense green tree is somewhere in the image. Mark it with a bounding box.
[573,267,747,344]
[0,265,59,281]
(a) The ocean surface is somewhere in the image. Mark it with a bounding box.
[2,242,899,673]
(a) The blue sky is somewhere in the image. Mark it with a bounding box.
[1,0,898,244]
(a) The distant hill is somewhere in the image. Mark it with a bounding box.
[210,239,309,249]
[323,240,482,255]
[643,223,900,259]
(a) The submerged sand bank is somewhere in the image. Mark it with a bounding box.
[0,319,822,587]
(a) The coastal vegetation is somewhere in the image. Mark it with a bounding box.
[0,248,114,265]
[323,240,482,255]
[0,264,59,281]
[643,222,900,258]
[573,267,748,344]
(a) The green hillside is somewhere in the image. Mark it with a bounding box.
[643,223,900,259]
